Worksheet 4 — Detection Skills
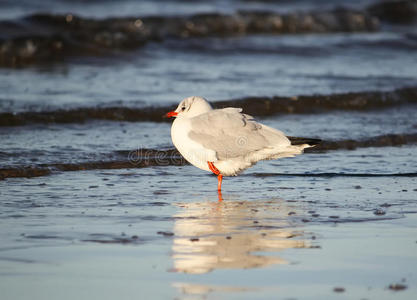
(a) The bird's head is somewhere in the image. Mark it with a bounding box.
[165,96,213,119]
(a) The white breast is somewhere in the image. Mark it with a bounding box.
[171,117,217,172]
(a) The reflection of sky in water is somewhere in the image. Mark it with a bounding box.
[0,169,416,299]
[173,282,261,298]
[171,199,310,274]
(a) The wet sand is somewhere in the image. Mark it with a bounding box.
[0,166,416,299]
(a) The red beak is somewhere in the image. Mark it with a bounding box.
[164,111,178,118]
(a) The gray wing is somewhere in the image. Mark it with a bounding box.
[188,108,290,160]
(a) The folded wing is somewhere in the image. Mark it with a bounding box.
[188,108,291,161]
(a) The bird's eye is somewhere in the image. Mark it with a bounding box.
[181,106,186,111]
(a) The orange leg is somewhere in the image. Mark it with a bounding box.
[208,162,223,193]
[217,174,223,192]
[217,188,223,202]
[207,161,220,175]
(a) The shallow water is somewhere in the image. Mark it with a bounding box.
[2,31,417,112]
[1,168,416,299]
[1,0,417,299]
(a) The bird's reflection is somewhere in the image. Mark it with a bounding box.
[171,197,310,274]
[172,282,259,298]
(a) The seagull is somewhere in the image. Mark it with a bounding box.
[165,96,320,195]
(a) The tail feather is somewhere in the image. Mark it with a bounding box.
[288,136,322,146]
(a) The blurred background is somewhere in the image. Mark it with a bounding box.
[1,0,417,173]
[1,0,417,104]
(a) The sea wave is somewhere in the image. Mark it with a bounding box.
[0,7,382,67]
[1,132,416,180]
[2,0,416,67]
[1,86,416,126]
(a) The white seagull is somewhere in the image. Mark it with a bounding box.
[165,96,320,194]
